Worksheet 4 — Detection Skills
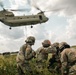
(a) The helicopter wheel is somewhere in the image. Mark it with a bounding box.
[9,27,12,29]
[31,25,33,28]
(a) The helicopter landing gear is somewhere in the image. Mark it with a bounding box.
[9,27,11,29]
[31,25,33,28]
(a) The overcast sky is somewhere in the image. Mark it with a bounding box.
[0,0,76,53]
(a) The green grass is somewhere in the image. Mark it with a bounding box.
[0,55,17,75]
[0,54,60,75]
[71,45,76,49]
[0,46,76,75]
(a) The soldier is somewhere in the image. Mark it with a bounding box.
[48,42,61,74]
[16,36,36,75]
[60,42,76,75]
[36,40,56,73]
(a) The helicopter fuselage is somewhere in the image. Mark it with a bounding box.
[0,10,48,27]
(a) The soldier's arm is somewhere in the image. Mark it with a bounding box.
[36,48,42,57]
[25,47,34,60]
[16,45,25,63]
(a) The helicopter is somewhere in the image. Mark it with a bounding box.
[0,5,49,29]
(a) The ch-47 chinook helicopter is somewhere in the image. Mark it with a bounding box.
[0,5,49,29]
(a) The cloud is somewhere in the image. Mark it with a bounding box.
[66,16,76,39]
[54,16,76,45]
[25,24,48,40]
[8,0,27,7]
[0,36,25,53]
[50,0,76,16]
[0,0,76,53]
[31,0,76,16]
[0,23,25,53]
[31,0,76,43]
[0,23,25,39]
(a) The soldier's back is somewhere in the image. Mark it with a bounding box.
[61,48,76,63]
[61,48,76,75]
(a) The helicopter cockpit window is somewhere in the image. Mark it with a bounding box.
[39,15,42,20]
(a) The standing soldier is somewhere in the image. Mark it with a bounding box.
[36,40,56,73]
[16,36,36,75]
[60,42,76,75]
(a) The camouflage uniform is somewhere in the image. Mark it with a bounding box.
[16,36,36,75]
[48,42,61,73]
[60,42,76,75]
[36,40,56,73]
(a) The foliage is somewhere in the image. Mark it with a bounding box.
[0,46,76,75]
[0,54,60,75]
[0,55,17,75]
[71,45,76,49]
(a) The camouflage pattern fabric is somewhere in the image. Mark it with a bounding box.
[36,46,56,73]
[36,46,56,62]
[36,47,48,73]
[48,42,61,74]
[60,48,76,75]
[16,44,35,75]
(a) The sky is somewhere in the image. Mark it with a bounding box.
[0,0,76,53]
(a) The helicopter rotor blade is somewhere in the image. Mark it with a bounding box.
[0,2,5,10]
[44,7,64,12]
[8,8,30,12]
[33,5,50,13]
[33,5,42,12]
[0,1,30,12]
[10,9,26,11]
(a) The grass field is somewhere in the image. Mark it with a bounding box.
[0,54,59,75]
[0,54,18,75]
[0,46,76,75]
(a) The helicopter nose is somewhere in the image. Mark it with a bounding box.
[46,17,49,22]
[47,17,49,21]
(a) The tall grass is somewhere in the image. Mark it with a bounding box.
[0,54,59,75]
[0,55,17,75]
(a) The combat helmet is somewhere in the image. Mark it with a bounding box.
[59,42,70,52]
[42,40,51,47]
[25,36,35,45]
[52,42,60,55]
[52,42,59,48]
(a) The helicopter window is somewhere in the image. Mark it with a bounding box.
[39,15,42,20]
[5,14,13,17]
